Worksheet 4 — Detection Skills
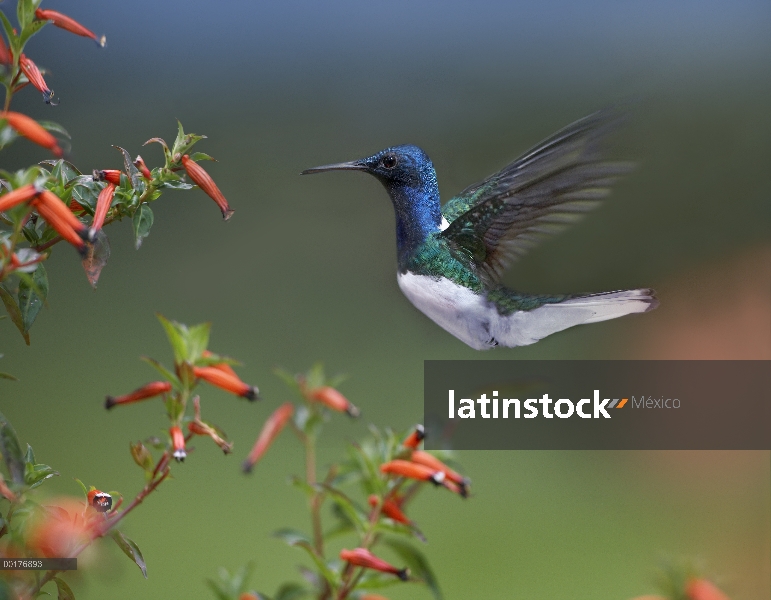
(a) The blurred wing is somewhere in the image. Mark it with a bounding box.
[440,109,633,283]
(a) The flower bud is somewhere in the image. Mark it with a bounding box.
[35,8,106,47]
[242,403,294,472]
[0,111,63,156]
[105,381,172,409]
[339,548,408,580]
[181,154,234,220]
[380,460,444,486]
[170,426,186,461]
[308,386,359,418]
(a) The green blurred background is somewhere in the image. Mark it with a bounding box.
[1,1,769,598]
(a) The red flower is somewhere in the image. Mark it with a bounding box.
[32,191,87,251]
[134,155,152,180]
[105,381,172,409]
[685,579,730,600]
[402,424,425,449]
[307,386,360,418]
[18,54,55,104]
[35,8,106,47]
[339,548,408,580]
[242,403,294,472]
[26,498,99,558]
[90,183,116,235]
[368,494,411,525]
[0,111,63,156]
[0,35,11,65]
[0,184,41,212]
[181,154,234,220]
[193,366,259,400]
[380,460,444,486]
[170,425,186,461]
[94,169,122,186]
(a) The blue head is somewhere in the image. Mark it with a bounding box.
[303,145,441,263]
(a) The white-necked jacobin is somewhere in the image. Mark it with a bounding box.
[302,110,658,350]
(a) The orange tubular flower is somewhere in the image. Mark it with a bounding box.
[368,494,411,526]
[339,548,408,581]
[94,169,122,186]
[170,425,186,461]
[242,403,294,473]
[410,451,469,489]
[308,386,360,418]
[402,424,425,449]
[0,184,40,212]
[0,111,63,156]
[685,579,730,600]
[380,459,445,486]
[32,194,86,252]
[105,380,172,409]
[181,154,234,220]
[90,182,116,234]
[134,155,152,179]
[18,54,55,104]
[35,8,106,47]
[192,366,259,400]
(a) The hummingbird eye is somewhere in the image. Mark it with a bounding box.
[381,154,398,169]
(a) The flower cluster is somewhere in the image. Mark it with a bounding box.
[106,316,260,463]
[221,365,469,600]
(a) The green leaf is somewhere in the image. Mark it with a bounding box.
[319,484,367,535]
[187,152,216,162]
[0,411,25,485]
[110,530,148,578]
[17,0,32,29]
[114,146,141,190]
[156,314,187,365]
[274,582,308,600]
[272,367,302,395]
[185,322,211,362]
[384,539,442,600]
[37,121,71,140]
[0,13,15,48]
[0,286,30,345]
[272,529,339,589]
[18,16,46,48]
[24,462,58,490]
[53,576,75,600]
[140,356,181,388]
[132,204,153,249]
[81,229,111,289]
[17,263,48,333]
[289,476,316,499]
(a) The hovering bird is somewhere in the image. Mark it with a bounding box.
[302,110,658,350]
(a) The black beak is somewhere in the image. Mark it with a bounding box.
[301,160,367,175]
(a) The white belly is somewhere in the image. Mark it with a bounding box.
[397,272,501,350]
[397,272,654,350]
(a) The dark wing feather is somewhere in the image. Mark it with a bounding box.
[440,109,633,283]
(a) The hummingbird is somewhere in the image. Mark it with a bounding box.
[302,110,658,350]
